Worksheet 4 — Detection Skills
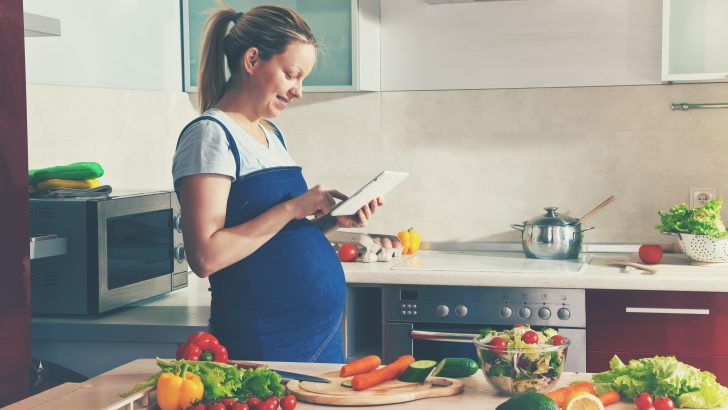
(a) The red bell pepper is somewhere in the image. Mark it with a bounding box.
[175,332,229,363]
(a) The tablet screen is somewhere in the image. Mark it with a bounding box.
[330,171,409,216]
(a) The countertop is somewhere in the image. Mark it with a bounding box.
[9,358,715,410]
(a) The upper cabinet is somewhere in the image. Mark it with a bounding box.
[182,0,380,93]
[662,0,728,82]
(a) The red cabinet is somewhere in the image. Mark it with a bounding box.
[587,290,728,383]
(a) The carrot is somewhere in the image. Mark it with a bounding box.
[599,390,621,406]
[545,381,596,408]
[351,355,415,391]
[340,355,382,377]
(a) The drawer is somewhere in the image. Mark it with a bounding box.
[587,350,728,385]
[587,290,728,355]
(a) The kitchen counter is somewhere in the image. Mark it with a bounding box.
[10,358,717,410]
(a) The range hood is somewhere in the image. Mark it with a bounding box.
[24,12,60,37]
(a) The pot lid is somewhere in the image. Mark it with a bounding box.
[526,207,578,226]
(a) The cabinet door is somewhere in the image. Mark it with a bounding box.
[587,290,728,355]
[183,0,377,92]
[588,351,728,385]
[662,0,728,82]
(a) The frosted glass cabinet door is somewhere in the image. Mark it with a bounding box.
[662,0,728,82]
[182,0,379,92]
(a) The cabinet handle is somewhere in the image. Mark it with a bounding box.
[410,330,479,343]
[625,307,709,315]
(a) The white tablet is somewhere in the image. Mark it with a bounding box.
[330,171,409,216]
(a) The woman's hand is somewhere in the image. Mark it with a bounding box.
[290,185,347,219]
[335,197,384,228]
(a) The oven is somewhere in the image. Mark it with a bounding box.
[382,285,586,372]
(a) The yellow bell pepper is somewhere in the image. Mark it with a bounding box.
[156,364,204,410]
[397,227,421,254]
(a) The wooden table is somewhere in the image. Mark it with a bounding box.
[6,359,723,409]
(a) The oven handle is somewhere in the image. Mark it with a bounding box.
[410,330,480,343]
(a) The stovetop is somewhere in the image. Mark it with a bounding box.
[391,250,590,274]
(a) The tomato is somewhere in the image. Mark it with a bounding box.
[231,403,249,410]
[521,330,539,344]
[281,395,297,410]
[220,398,237,407]
[654,396,675,410]
[488,336,508,354]
[257,402,278,410]
[551,335,567,346]
[635,392,654,410]
[208,403,227,410]
[264,397,279,408]
[245,397,262,410]
[338,243,358,262]
[639,244,664,264]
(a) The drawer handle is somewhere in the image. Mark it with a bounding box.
[625,307,710,315]
[410,330,479,343]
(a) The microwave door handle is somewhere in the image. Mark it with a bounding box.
[410,330,479,343]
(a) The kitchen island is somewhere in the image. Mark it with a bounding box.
[8,358,714,410]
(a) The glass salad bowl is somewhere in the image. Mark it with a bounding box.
[473,326,569,396]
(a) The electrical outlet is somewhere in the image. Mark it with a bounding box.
[690,187,717,208]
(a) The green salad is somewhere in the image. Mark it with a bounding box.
[476,325,568,394]
[593,355,728,409]
[656,198,728,238]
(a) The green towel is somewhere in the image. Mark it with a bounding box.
[29,162,104,185]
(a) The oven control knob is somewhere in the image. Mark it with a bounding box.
[538,307,551,320]
[558,307,571,320]
[174,214,183,232]
[455,305,468,317]
[174,245,186,263]
[518,307,532,319]
[436,305,450,317]
[499,306,512,318]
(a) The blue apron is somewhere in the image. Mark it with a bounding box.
[177,116,345,363]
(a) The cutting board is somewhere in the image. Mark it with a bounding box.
[286,371,463,406]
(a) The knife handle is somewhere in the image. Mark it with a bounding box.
[230,360,263,369]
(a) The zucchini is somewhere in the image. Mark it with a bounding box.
[432,358,479,378]
[398,360,437,383]
[341,379,352,388]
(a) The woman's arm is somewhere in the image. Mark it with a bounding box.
[178,174,343,278]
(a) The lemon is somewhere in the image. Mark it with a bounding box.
[565,392,605,410]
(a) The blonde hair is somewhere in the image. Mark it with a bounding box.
[197,5,317,113]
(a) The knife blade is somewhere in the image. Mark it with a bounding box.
[232,361,331,383]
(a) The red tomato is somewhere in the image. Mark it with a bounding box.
[488,336,508,354]
[257,402,278,410]
[208,403,227,410]
[264,397,279,408]
[635,392,654,410]
[281,395,297,410]
[639,244,664,264]
[245,397,262,410]
[551,335,567,346]
[338,243,358,262]
[521,330,539,344]
[188,404,206,410]
[231,403,249,410]
[654,396,675,410]
[220,398,237,407]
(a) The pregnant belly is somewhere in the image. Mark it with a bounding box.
[210,225,345,325]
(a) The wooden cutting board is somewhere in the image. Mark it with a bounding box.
[286,371,463,406]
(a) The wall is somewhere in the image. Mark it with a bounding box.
[23,0,181,91]
[27,82,728,245]
[381,0,662,90]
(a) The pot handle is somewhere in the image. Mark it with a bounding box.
[511,224,525,232]
[579,226,596,233]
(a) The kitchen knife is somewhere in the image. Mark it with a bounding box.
[232,361,331,383]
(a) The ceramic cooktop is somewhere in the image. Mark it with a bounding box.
[391,250,590,273]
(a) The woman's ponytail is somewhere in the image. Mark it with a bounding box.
[197,7,238,112]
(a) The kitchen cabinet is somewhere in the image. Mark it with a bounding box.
[662,0,728,82]
[586,290,728,383]
[182,0,380,92]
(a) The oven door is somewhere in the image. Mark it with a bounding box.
[383,322,586,372]
[97,193,176,313]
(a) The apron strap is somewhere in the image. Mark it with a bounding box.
[261,119,287,151]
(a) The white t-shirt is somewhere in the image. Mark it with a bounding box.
[172,108,296,185]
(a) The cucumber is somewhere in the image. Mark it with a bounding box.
[341,379,352,388]
[398,360,437,383]
[431,358,479,378]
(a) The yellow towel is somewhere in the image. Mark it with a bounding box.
[36,179,101,190]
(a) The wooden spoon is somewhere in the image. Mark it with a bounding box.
[607,259,658,274]
[578,195,615,225]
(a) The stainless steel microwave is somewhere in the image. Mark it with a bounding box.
[29,190,188,315]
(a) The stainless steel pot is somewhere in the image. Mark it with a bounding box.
[511,207,595,259]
